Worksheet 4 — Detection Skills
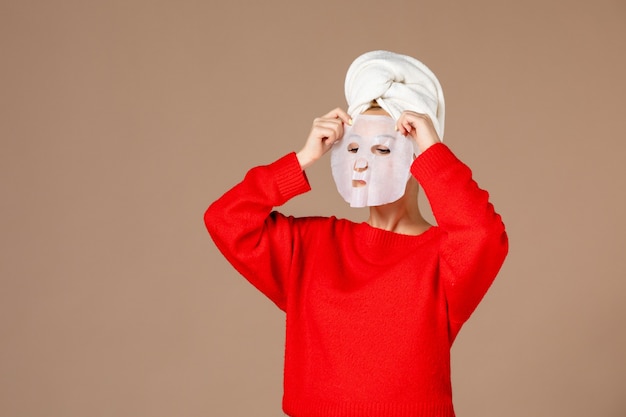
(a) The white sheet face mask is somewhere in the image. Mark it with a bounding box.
[331,114,415,207]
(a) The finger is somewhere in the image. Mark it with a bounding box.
[323,107,352,125]
[314,126,341,144]
[316,118,345,134]
[396,113,410,135]
[324,128,344,146]
[315,116,343,126]
[398,111,429,136]
[398,118,413,137]
[314,120,343,139]
[396,120,407,136]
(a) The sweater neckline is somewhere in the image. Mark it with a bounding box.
[354,221,438,248]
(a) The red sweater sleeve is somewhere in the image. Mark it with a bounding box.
[204,153,311,311]
[411,143,509,341]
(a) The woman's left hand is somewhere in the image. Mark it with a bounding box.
[396,111,441,154]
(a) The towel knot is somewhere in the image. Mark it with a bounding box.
[344,50,445,138]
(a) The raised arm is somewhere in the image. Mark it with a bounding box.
[399,111,509,341]
[204,153,310,310]
[205,108,351,310]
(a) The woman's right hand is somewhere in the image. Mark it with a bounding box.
[296,108,352,170]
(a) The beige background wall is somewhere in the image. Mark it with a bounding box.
[1,1,625,416]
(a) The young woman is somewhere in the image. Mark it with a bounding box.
[205,51,508,417]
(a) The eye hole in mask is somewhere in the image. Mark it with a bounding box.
[371,145,390,155]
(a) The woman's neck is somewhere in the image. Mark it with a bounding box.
[367,186,431,236]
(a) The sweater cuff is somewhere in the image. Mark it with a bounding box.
[410,143,460,182]
[270,152,312,202]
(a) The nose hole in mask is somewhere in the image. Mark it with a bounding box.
[353,158,368,172]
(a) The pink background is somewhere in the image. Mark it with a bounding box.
[1,1,625,416]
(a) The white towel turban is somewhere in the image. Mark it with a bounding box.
[344,50,446,138]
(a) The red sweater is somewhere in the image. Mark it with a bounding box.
[205,143,508,417]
